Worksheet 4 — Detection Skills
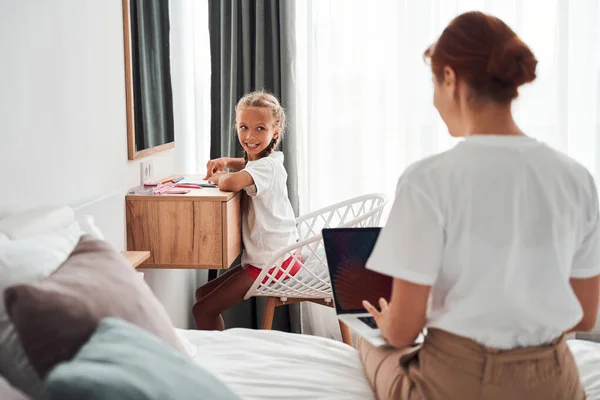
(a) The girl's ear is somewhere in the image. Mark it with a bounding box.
[273,131,280,140]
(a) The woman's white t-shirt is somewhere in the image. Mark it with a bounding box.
[367,135,600,349]
[241,151,299,268]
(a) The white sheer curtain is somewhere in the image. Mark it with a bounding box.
[169,0,211,328]
[293,0,600,339]
[170,0,211,175]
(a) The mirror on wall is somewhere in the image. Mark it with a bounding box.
[122,0,175,160]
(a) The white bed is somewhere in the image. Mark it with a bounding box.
[176,328,374,400]
[3,203,599,400]
[176,328,600,400]
[569,339,600,399]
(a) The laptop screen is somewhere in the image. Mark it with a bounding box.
[322,228,393,314]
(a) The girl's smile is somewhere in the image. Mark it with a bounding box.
[237,108,279,161]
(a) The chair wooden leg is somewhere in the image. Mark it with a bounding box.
[261,297,277,330]
[339,320,353,346]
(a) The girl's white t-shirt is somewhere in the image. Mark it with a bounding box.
[367,135,600,349]
[241,151,299,268]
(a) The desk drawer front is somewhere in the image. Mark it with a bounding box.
[126,200,222,267]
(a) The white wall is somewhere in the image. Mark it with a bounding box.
[0,0,209,328]
[0,0,176,216]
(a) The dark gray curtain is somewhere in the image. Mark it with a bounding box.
[208,0,300,332]
[131,0,175,150]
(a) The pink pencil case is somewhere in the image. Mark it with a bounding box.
[164,188,190,194]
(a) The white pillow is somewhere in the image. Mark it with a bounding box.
[0,233,8,243]
[0,223,83,398]
[77,215,105,240]
[0,206,75,240]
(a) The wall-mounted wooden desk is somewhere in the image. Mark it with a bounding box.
[126,188,241,269]
[121,251,151,268]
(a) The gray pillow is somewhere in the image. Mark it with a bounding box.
[4,236,185,378]
[45,318,240,400]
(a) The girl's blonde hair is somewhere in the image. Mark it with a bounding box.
[235,90,286,163]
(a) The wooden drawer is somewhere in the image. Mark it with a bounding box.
[126,189,241,269]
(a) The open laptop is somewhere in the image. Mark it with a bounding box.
[322,227,393,347]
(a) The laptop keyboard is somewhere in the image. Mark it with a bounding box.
[358,316,378,329]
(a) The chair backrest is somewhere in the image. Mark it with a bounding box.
[296,194,386,240]
[244,194,387,300]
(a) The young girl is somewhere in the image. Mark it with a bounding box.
[193,91,300,331]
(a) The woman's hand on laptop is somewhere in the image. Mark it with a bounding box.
[363,298,391,338]
[363,279,431,348]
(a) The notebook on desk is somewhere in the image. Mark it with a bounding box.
[177,175,217,188]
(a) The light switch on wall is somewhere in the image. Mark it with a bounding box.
[140,160,154,185]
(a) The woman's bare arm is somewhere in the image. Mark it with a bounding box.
[382,278,431,348]
[568,275,600,332]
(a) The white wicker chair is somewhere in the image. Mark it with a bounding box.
[243,194,387,345]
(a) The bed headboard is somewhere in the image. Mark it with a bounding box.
[0,190,126,251]
[72,190,126,250]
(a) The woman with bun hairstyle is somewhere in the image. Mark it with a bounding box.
[359,12,596,399]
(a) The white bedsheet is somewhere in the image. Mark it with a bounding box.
[176,328,600,400]
[175,328,374,400]
[568,340,600,399]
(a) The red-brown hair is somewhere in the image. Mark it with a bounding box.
[424,11,537,104]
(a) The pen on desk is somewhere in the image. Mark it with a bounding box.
[176,184,202,189]
[148,176,184,186]
[161,176,183,184]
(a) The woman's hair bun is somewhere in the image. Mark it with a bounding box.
[425,12,539,103]
[487,35,537,87]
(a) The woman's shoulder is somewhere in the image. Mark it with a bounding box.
[400,149,456,185]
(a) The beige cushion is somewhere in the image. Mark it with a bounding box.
[4,236,185,378]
